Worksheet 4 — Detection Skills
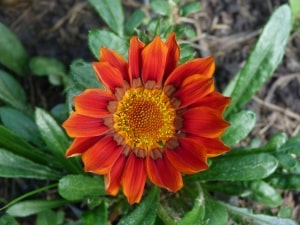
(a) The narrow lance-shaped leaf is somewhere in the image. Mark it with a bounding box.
[222,110,256,146]
[117,187,160,225]
[35,108,82,174]
[0,22,28,76]
[186,153,278,181]
[204,197,228,225]
[0,148,62,180]
[220,202,298,225]
[224,4,292,116]
[0,70,28,112]
[58,175,105,201]
[81,201,108,225]
[88,0,124,36]
[0,107,43,146]
[0,125,59,168]
[88,29,128,59]
[249,180,282,207]
[6,200,67,218]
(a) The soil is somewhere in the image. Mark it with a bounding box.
[0,0,299,224]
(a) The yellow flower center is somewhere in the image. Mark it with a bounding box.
[113,88,176,152]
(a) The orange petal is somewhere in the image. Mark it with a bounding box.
[100,47,129,82]
[122,153,147,204]
[141,36,168,87]
[65,136,102,157]
[62,113,109,137]
[165,137,208,174]
[165,57,215,88]
[187,134,230,157]
[190,92,231,113]
[82,135,122,174]
[164,32,180,79]
[74,89,115,118]
[105,154,126,196]
[182,107,229,138]
[146,155,183,192]
[93,62,124,93]
[174,75,214,108]
[128,36,145,84]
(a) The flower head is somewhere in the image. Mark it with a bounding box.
[63,33,231,204]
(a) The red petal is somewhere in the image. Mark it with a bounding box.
[65,136,102,157]
[122,153,147,204]
[164,32,180,79]
[63,113,109,137]
[165,57,215,88]
[100,48,129,82]
[105,154,126,196]
[146,155,182,192]
[187,134,230,157]
[182,107,229,138]
[174,75,214,108]
[165,137,208,174]
[128,36,145,84]
[190,92,231,113]
[93,62,124,93]
[141,36,168,87]
[82,135,122,174]
[74,89,115,118]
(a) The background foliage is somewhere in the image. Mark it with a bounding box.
[0,0,299,224]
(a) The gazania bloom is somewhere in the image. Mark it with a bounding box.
[63,33,230,204]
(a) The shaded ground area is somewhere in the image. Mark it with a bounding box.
[0,0,299,223]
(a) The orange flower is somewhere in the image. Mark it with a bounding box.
[63,33,231,204]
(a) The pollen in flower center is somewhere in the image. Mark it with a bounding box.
[113,88,176,152]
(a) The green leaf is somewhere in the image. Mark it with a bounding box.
[150,0,171,16]
[0,69,27,112]
[186,153,278,181]
[269,174,300,190]
[82,202,108,225]
[0,22,28,75]
[276,153,298,169]
[29,57,66,77]
[220,202,298,225]
[58,175,105,201]
[29,57,67,86]
[222,110,256,146]
[117,187,160,225]
[249,180,282,207]
[278,206,293,219]
[290,0,300,24]
[125,10,145,35]
[88,0,124,36]
[0,106,43,146]
[224,5,292,116]
[69,59,101,90]
[0,125,58,168]
[204,197,227,225]
[0,214,19,225]
[6,200,67,217]
[36,210,59,225]
[50,103,68,124]
[88,29,128,59]
[0,148,62,179]
[181,184,205,225]
[35,108,82,174]
[279,134,300,155]
[228,132,287,156]
[180,2,201,16]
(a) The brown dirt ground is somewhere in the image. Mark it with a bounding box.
[0,0,299,224]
